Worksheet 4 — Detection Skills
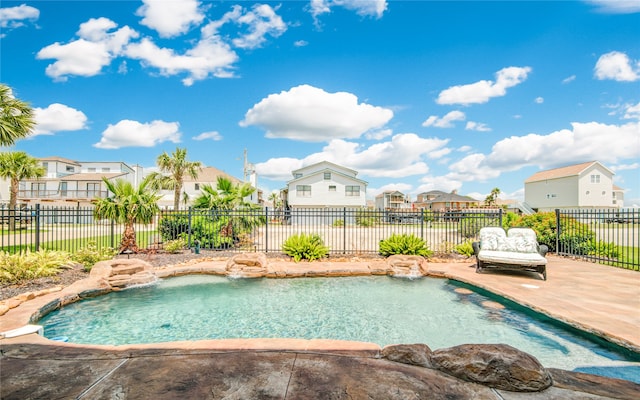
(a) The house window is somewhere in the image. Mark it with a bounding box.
[66,166,74,172]
[294,173,302,179]
[31,182,46,197]
[41,162,48,170]
[195,183,200,190]
[590,174,600,183]
[102,167,110,172]
[329,185,336,192]
[324,172,331,180]
[296,185,311,197]
[88,168,96,172]
[59,182,67,196]
[345,185,360,196]
[87,183,100,198]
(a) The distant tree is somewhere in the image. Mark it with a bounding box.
[268,192,281,209]
[484,187,501,207]
[93,177,160,253]
[0,151,45,230]
[0,84,35,146]
[192,176,256,210]
[147,147,202,211]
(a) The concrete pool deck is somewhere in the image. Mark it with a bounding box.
[1,255,639,398]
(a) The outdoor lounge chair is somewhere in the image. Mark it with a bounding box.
[472,227,548,280]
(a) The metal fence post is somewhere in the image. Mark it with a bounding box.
[34,204,40,251]
[110,218,115,249]
[555,209,561,254]
[498,208,503,227]
[343,207,347,254]
[265,207,269,252]
[187,207,193,248]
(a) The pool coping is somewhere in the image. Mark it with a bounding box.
[1,255,639,355]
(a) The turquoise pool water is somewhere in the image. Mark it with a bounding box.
[40,275,640,382]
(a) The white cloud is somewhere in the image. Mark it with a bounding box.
[0,3,39,32]
[610,162,639,172]
[94,119,181,149]
[465,121,491,132]
[416,175,462,195]
[535,97,544,104]
[192,131,222,141]
[368,182,413,199]
[255,133,449,181]
[594,51,640,82]
[136,0,205,38]
[37,18,139,81]
[623,102,640,120]
[125,35,238,86]
[294,40,308,47]
[485,121,640,170]
[586,1,640,13]
[310,0,388,19]
[436,66,532,105]
[231,4,287,49]
[33,104,88,136]
[562,75,576,84]
[422,110,465,128]
[240,84,393,142]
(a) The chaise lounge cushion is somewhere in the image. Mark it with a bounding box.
[475,227,548,269]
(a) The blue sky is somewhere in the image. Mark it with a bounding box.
[1,0,639,206]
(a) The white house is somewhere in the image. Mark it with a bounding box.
[285,161,367,209]
[375,190,411,210]
[524,161,624,211]
[1,156,143,207]
[159,166,261,209]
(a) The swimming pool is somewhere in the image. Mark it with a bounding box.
[39,275,640,382]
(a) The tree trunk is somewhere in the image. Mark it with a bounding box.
[120,222,139,253]
[173,184,181,211]
[8,178,18,231]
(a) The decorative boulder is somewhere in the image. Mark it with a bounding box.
[226,253,268,278]
[430,344,553,392]
[90,259,156,289]
[382,344,433,368]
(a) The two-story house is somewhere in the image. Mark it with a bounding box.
[374,190,411,211]
[284,161,367,224]
[413,190,479,211]
[10,157,143,207]
[524,161,624,211]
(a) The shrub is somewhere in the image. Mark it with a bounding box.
[458,215,498,238]
[282,233,329,262]
[355,208,379,227]
[0,249,73,284]
[588,240,620,259]
[379,234,433,257]
[71,241,117,271]
[507,212,558,251]
[164,238,187,253]
[158,215,190,241]
[333,219,344,227]
[454,241,475,257]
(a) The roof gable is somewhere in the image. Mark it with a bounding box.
[292,161,358,178]
[524,161,613,183]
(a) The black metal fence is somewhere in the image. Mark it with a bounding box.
[556,208,639,270]
[2,205,638,270]
[0,205,501,256]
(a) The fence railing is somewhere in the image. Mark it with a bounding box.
[556,208,639,270]
[1,205,638,270]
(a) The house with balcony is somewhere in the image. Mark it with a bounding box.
[413,190,479,211]
[524,161,624,211]
[374,190,411,211]
[3,156,143,207]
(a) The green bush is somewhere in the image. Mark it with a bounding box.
[458,215,498,238]
[282,233,330,262]
[0,249,73,284]
[333,219,344,227]
[164,238,187,253]
[158,215,190,241]
[501,211,521,230]
[454,241,475,257]
[507,212,558,251]
[379,234,433,257]
[588,240,620,259]
[71,241,117,271]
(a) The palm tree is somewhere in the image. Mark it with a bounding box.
[192,176,256,210]
[0,84,35,146]
[147,147,201,211]
[0,151,45,230]
[484,187,501,207]
[94,177,160,253]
